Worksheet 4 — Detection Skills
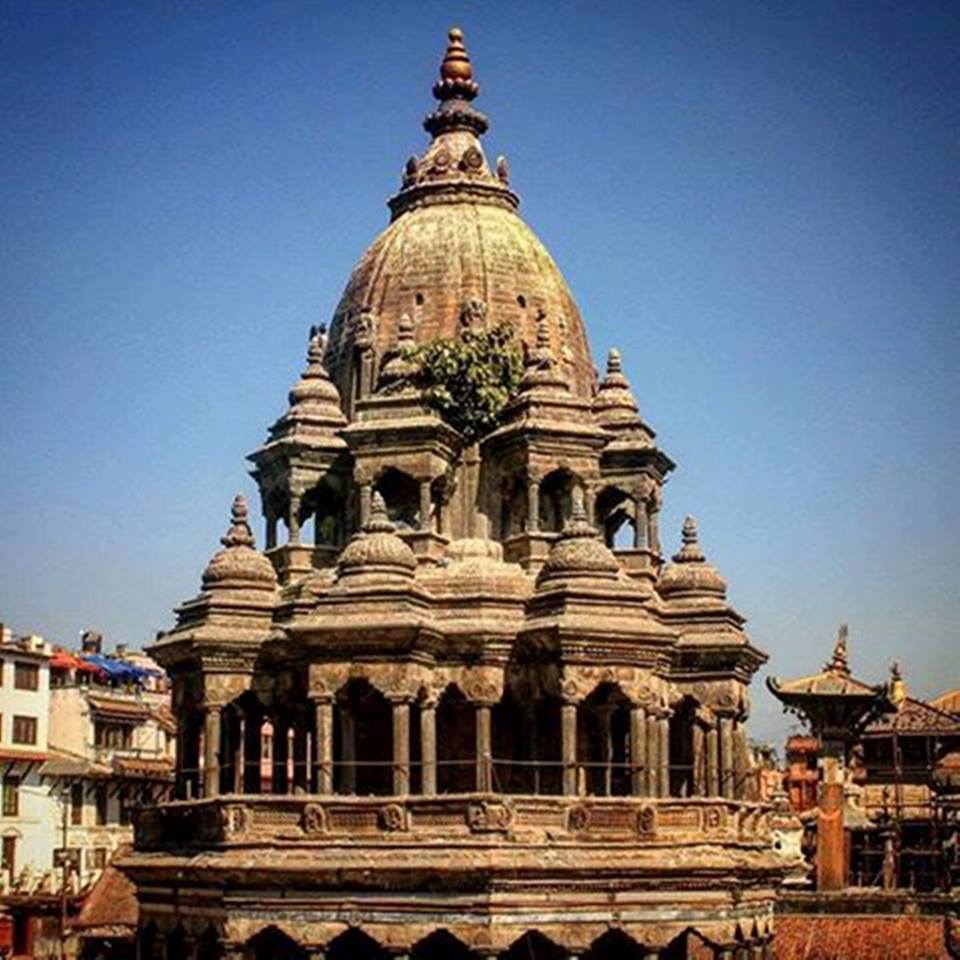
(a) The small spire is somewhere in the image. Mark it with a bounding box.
[424,28,487,137]
[397,313,415,347]
[364,491,397,534]
[607,348,624,377]
[826,623,851,676]
[672,515,706,563]
[570,486,587,522]
[221,494,256,549]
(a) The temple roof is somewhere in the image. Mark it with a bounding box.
[324,28,597,401]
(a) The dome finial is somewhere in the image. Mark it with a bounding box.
[221,494,255,549]
[607,348,623,376]
[440,28,473,84]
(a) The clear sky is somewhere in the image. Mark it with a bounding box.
[1,1,957,747]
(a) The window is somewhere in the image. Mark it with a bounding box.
[70,782,84,826]
[53,847,80,869]
[95,721,132,750]
[95,784,108,826]
[2,777,19,817]
[14,663,38,691]
[1,836,15,875]
[86,847,107,870]
[12,716,37,745]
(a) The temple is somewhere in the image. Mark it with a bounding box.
[122,29,797,960]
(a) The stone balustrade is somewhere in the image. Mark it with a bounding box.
[134,793,773,852]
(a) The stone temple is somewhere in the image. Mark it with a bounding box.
[123,29,795,960]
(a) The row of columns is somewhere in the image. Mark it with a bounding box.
[183,702,748,801]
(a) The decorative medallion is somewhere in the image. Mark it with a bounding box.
[703,806,724,831]
[461,146,484,170]
[301,803,328,836]
[636,805,657,837]
[467,800,513,833]
[378,803,407,832]
[567,805,591,832]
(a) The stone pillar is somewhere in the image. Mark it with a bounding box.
[733,719,749,800]
[391,698,411,795]
[658,713,670,798]
[598,705,613,796]
[645,711,659,797]
[706,721,720,796]
[313,698,334,794]
[418,479,433,532]
[526,476,541,533]
[630,704,647,796]
[272,714,290,794]
[649,504,661,555]
[634,495,649,549]
[266,510,278,550]
[359,482,372,528]
[288,493,302,546]
[692,722,705,797]
[420,699,437,795]
[292,714,309,793]
[817,742,847,891]
[339,707,356,794]
[562,700,578,796]
[203,706,222,798]
[476,702,493,792]
[719,715,734,799]
[232,712,245,793]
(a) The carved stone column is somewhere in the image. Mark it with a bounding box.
[420,697,437,795]
[692,722,705,797]
[658,712,670,798]
[526,476,541,533]
[630,704,647,796]
[418,479,433,532]
[649,503,661,555]
[562,700,578,796]
[706,721,720,797]
[203,706,222,799]
[359,482,372,528]
[265,510,278,550]
[645,711,659,797]
[733,719,749,800]
[288,493,302,545]
[391,697,411,795]
[232,712,245,793]
[313,697,334,794]
[475,702,493,792]
[719,714,734,799]
[634,495,649,549]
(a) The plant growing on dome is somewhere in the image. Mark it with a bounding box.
[402,321,523,441]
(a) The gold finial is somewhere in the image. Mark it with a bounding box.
[890,660,906,708]
[440,27,473,82]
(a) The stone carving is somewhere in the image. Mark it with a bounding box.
[301,803,328,836]
[636,805,657,837]
[459,297,488,330]
[379,803,408,832]
[221,804,251,838]
[703,806,724,831]
[467,800,513,833]
[496,154,510,184]
[567,805,591,832]
[461,146,484,171]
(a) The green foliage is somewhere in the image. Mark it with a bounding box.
[403,322,524,441]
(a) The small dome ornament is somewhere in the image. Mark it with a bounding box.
[519,312,569,394]
[337,492,417,581]
[538,489,620,586]
[656,516,727,600]
[378,313,419,391]
[825,623,851,676]
[594,348,642,425]
[202,495,278,591]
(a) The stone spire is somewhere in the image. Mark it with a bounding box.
[519,312,569,394]
[377,313,419,392]
[595,349,641,423]
[890,660,907,708]
[201,495,277,592]
[656,516,728,600]
[538,488,620,586]
[337,492,417,582]
[825,623,851,676]
[267,325,347,441]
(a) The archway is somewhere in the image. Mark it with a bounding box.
[503,931,566,960]
[669,697,699,798]
[247,926,308,960]
[412,929,474,960]
[578,683,632,796]
[538,469,575,533]
[583,929,646,960]
[376,467,420,530]
[595,485,635,549]
[335,679,392,796]
[326,928,390,960]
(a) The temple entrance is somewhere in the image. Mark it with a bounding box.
[578,683,632,796]
[670,697,699,797]
[436,685,476,793]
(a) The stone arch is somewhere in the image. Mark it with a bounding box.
[166,924,188,959]
[375,466,420,530]
[498,471,529,539]
[583,929,647,960]
[503,931,566,960]
[595,484,635,549]
[247,925,308,960]
[138,921,158,960]
[304,474,348,548]
[197,924,223,960]
[436,684,476,794]
[578,682,633,796]
[326,927,390,960]
[411,928,474,960]
[669,695,700,798]
[334,677,392,795]
[538,468,577,533]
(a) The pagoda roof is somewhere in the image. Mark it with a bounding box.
[863,695,960,736]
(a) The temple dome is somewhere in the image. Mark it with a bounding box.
[324,29,596,402]
[202,495,277,592]
[656,516,728,601]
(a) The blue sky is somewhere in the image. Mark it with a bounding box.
[1,1,957,746]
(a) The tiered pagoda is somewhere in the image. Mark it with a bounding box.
[123,29,796,960]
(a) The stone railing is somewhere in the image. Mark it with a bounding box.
[134,793,773,852]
